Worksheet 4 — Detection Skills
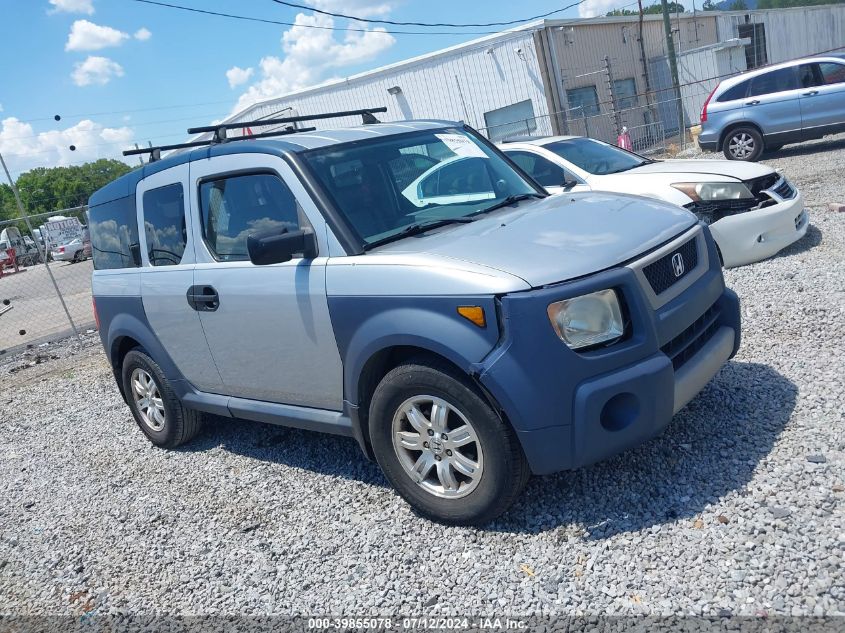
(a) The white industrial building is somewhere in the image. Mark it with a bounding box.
[199,4,845,149]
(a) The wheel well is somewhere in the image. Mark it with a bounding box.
[719,121,763,149]
[355,346,502,452]
[112,336,142,371]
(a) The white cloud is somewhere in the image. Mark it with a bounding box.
[71,56,124,86]
[65,20,128,51]
[134,27,152,41]
[0,117,134,177]
[578,0,621,17]
[226,66,254,88]
[49,0,94,15]
[233,12,395,112]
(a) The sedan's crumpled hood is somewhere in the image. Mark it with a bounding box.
[374,192,696,287]
[620,159,773,181]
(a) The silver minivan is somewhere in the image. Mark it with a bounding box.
[699,56,845,161]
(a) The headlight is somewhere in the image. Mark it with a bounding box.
[672,182,753,201]
[547,289,624,350]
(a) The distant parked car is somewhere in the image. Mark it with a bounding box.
[501,136,809,267]
[698,56,845,161]
[51,238,86,262]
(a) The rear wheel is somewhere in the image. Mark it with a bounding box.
[369,358,530,525]
[121,349,204,448]
[723,127,764,161]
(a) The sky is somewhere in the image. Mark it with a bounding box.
[0,0,677,179]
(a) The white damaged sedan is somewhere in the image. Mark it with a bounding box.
[501,136,809,268]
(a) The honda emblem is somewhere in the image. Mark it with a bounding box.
[671,253,685,277]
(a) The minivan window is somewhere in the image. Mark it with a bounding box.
[199,173,302,262]
[88,196,141,270]
[818,62,845,85]
[507,151,568,188]
[748,67,799,97]
[142,183,186,267]
[717,80,749,102]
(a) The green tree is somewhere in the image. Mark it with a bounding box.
[728,0,748,8]
[607,2,685,15]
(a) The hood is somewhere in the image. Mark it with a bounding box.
[374,192,696,288]
[620,159,773,181]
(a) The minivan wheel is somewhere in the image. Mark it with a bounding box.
[121,349,204,448]
[723,127,763,161]
[369,358,530,525]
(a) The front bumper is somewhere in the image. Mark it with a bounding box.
[709,191,809,268]
[475,224,742,475]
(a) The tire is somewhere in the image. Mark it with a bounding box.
[369,357,530,525]
[121,348,204,448]
[722,126,764,161]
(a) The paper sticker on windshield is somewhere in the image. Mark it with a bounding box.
[435,134,488,159]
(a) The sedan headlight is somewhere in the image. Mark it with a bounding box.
[672,182,753,201]
[547,289,624,350]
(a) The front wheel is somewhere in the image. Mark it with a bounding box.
[369,358,530,525]
[723,127,764,161]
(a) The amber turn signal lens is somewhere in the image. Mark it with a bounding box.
[457,305,486,328]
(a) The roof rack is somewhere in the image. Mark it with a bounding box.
[187,106,388,141]
[122,126,316,162]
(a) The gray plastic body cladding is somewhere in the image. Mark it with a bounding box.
[326,295,501,406]
[475,226,738,474]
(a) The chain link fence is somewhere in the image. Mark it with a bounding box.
[0,206,94,357]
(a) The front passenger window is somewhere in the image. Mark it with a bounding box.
[142,183,186,267]
[507,151,569,188]
[199,173,303,262]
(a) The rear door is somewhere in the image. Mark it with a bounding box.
[799,61,845,133]
[744,65,802,138]
[136,165,223,393]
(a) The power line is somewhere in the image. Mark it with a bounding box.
[129,0,505,35]
[268,0,587,28]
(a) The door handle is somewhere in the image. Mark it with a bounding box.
[802,90,819,96]
[745,100,760,105]
[186,285,219,312]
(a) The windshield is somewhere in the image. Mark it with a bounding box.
[302,127,538,247]
[544,138,650,175]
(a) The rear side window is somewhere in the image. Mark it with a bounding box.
[748,67,799,97]
[199,173,302,262]
[88,196,141,270]
[818,62,845,85]
[142,183,186,267]
[717,80,749,102]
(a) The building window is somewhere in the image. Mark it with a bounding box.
[738,23,768,69]
[612,78,637,110]
[567,86,600,117]
[483,100,537,142]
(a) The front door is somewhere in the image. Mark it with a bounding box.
[799,61,845,134]
[136,164,222,393]
[189,153,343,410]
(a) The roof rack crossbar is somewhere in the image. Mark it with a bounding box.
[187,107,387,135]
[123,126,313,162]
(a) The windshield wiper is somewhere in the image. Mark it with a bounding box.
[473,193,544,217]
[363,217,475,250]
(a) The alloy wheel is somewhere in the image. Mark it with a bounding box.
[130,367,166,432]
[391,395,484,499]
[728,132,755,159]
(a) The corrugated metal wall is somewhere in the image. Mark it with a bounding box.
[224,30,552,140]
[716,5,845,66]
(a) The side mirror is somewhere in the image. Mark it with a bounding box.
[247,227,317,265]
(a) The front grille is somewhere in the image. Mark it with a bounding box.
[642,237,698,295]
[745,173,779,196]
[661,302,721,371]
[685,199,758,223]
[772,178,795,200]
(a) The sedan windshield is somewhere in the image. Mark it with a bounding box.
[545,138,650,175]
[302,127,539,248]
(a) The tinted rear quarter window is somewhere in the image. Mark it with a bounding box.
[717,80,749,102]
[88,196,141,270]
[142,183,186,266]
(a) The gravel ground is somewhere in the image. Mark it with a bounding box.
[1,136,844,622]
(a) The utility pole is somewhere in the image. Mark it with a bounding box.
[637,0,658,127]
[661,0,685,148]
[0,150,80,339]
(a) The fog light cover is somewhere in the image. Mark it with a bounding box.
[547,289,624,350]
